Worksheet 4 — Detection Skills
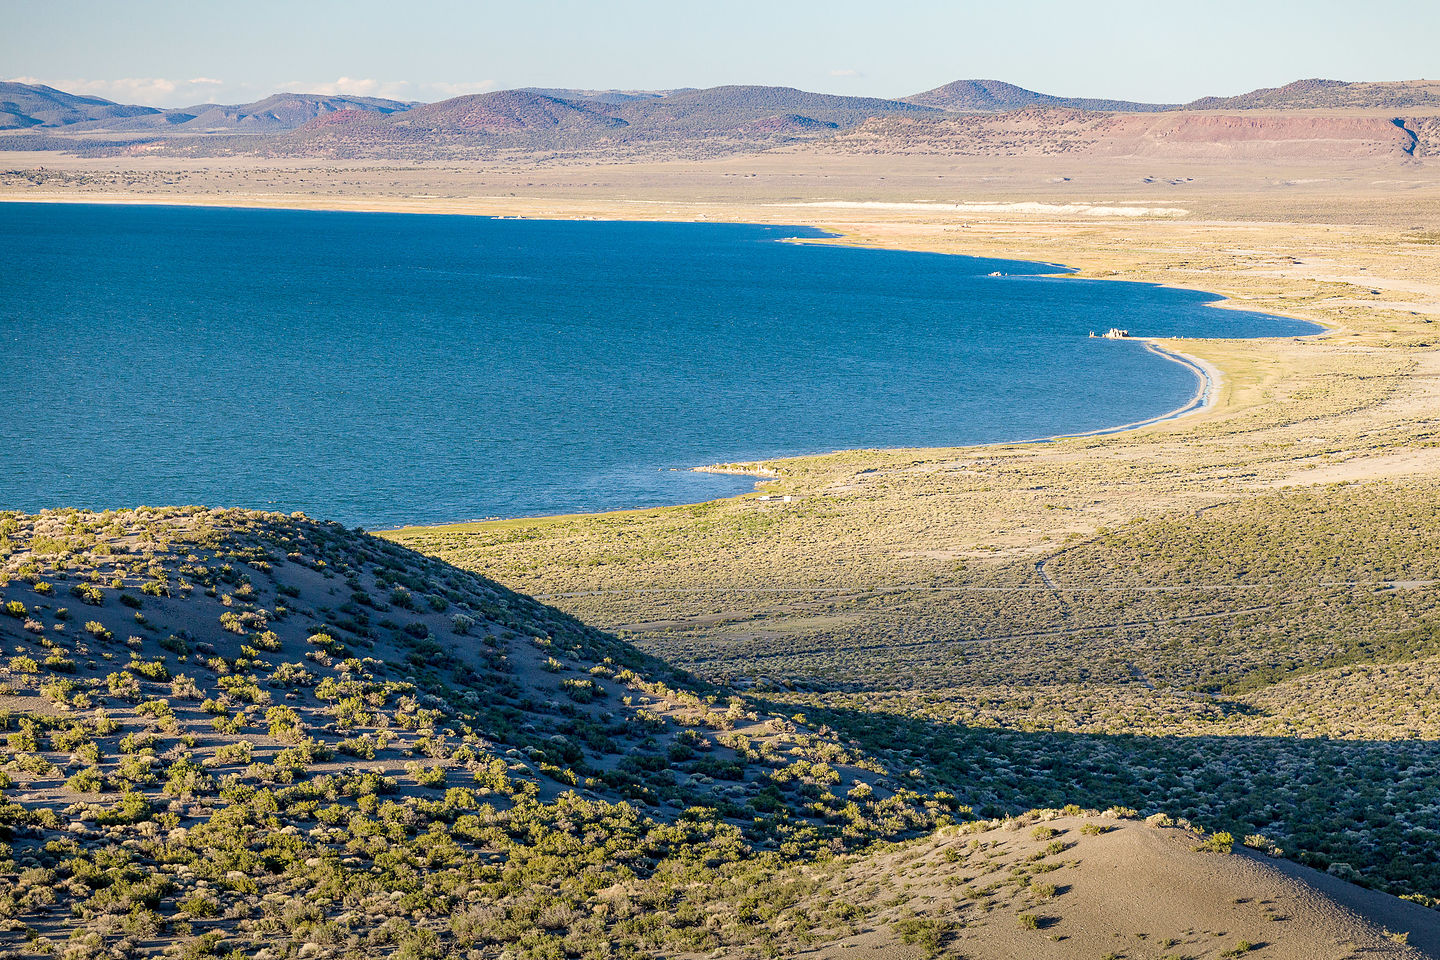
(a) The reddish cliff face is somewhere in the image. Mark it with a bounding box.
[1095,113,1418,160]
[824,109,1425,162]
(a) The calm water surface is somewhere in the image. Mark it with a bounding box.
[1,203,1317,527]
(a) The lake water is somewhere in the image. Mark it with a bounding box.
[2,203,1317,527]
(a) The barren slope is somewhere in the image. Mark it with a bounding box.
[814,813,1440,960]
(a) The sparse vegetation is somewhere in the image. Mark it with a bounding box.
[0,507,965,958]
[6,141,1440,957]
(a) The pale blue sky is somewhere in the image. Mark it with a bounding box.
[4,0,1437,107]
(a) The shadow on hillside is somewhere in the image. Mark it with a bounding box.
[748,695,1440,897]
[377,537,1440,900]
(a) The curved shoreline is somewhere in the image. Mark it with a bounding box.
[681,337,1227,496]
[0,197,1312,530]
[1034,338,1222,441]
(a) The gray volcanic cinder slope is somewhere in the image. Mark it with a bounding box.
[904,78,1176,113]
[0,82,161,130]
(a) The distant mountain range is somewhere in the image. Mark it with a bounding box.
[0,82,160,128]
[0,82,412,133]
[274,85,941,158]
[4,77,1438,161]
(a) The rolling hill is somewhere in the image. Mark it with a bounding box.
[271,84,940,159]
[0,506,949,957]
[0,82,161,130]
[904,78,1175,113]
[6,78,1440,163]
[70,92,415,134]
[518,86,678,105]
[0,83,413,134]
[1184,78,1440,111]
[2,506,1438,958]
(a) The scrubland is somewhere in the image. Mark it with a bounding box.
[381,172,1440,917]
[7,146,1440,956]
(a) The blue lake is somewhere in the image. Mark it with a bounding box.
[1,203,1318,527]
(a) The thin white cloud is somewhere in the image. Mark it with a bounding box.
[42,76,233,106]
[416,80,496,100]
[11,74,496,107]
[71,77,175,104]
[279,76,388,97]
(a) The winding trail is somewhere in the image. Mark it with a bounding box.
[537,578,1435,603]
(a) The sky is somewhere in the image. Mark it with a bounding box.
[4,0,1438,107]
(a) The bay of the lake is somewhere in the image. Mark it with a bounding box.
[1,203,1318,527]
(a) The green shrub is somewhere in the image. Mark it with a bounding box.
[65,766,106,793]
[405,762,446,788]
[561,677,606,703]
[159,634,189,656]
[130,659,170,681]
[252,630,282,652]
[8,655,39,674]
[95,791,152,825]
[178,893,220,918]
[1196,831,1236,854]
[70,584,104,605]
